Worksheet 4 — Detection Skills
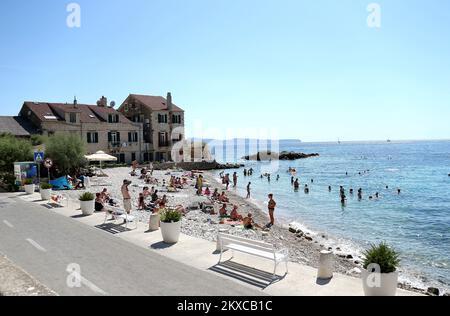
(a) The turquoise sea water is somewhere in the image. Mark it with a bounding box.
[210,140,450,291]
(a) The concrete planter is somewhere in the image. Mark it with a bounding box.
[24,184,35,195]
[362,270,399,296]
[160,221,181,244]
[40,189,52,201]
[80,200,95,216]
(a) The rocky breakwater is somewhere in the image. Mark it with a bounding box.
[243,151,319,161]
[153,161,243,171]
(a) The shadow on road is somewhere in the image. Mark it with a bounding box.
[209,260,284,289]
[95,223,131,235]
[150,241,177,250]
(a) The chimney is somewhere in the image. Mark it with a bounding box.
[167,92,173,112]
[97,96,107,107]
[73,96,78,108]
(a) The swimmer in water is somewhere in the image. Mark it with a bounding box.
[398,189,401,195]
[375,192,379,199]
[328,186,332,192]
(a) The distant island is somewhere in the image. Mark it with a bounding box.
[243,151,319,161]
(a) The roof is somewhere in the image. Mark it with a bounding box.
[0,116,37,136]
[129,94,184,112]
[22,102,134,124]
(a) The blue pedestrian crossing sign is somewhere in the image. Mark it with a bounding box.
[34,152,45,163]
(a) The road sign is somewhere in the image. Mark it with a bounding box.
[44,158,53,169]
[34,152,45,163]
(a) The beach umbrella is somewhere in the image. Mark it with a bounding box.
[84,151,117,170]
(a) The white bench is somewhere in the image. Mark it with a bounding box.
[104,206,138,230]
[217,233,289,278]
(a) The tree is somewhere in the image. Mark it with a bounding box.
[45,134,86,175]
[0,134,33,173]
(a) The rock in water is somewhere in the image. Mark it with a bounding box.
[427,287,440,296]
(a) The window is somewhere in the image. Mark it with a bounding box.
[108,131,121,144]
[108,114,119,123]
[87,132,99,144]
[158,114,168,124]
[128,132,138,143]
[69,113,77,123]
[172,114,182,124]
[131,153,136,162]
[159,132,169,147]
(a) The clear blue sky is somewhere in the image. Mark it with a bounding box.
[1,0,449,141]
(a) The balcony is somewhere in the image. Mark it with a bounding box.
[158,141,170,148]
[109,142,122,148]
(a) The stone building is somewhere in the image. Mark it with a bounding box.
[18,97,143,163]
[118,93,185,162]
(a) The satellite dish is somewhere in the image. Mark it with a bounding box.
[110,101,116,108]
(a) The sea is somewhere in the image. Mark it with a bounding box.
[208,139,450,292]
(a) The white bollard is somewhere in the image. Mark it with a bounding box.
[317,250,334,280]
[149,213,160,231]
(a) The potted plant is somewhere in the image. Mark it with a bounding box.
[361,242,400,296]
[160,208,182,244]
[40,183,53,201]
[79,192,95,216]
[24,178,35,195]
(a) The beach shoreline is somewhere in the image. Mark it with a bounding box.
[62,166,437,295]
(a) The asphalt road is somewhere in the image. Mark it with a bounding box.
[0,195,261,296]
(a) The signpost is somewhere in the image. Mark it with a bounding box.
[34,151,45,184]
[44,158,53,182]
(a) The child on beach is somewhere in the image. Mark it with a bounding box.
[233,172,238,188]
[138,193,146,210]
[204,186,211,196]
[246,182,251,199]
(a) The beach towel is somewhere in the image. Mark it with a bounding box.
[49,177,73,190]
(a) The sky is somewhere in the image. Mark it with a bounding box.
[0,0,450,142]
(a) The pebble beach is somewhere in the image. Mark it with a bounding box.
[64,167,360,277]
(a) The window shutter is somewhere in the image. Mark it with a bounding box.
[135,132,138,142]
[116,114,119,123]
[117,132,121,142]
[108,132,112,142]
[95,133,98,143]
[87,133,91,143]
[128,132,132,142]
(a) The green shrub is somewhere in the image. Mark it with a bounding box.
[79,192,95,201]
[40,183,53,190]
[363,242,400,274]
[0,135,33,173]
[30,134,46,146]
[45,134,86,175]
[1,173,19,192]
[160,208,182,223]
[24,178,34,185]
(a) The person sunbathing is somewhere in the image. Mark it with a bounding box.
[158,195,168,208]
[95,193,109,213]
[219,204,228,217]
[219,192,229,203]
[211,188,220,200]
[204,186,211,196]
[230,205,243,221]
[243,213,261,230]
